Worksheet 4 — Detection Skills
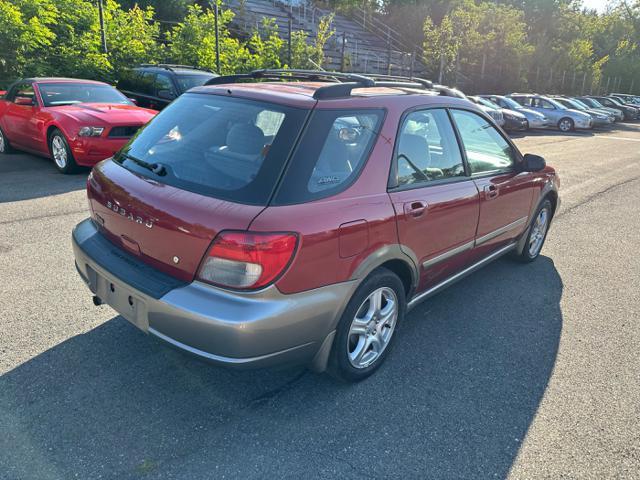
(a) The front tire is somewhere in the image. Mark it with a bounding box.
[0,126,13,154]
[514,200,552,263]
[49,128,78,174]
[327,268,406,382]
[558,117,574,132]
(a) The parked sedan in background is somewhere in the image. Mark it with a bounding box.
[606,95,640,115]
[480,95,549,129]
[590,96,639,120]
[609,93,640,106]
[469,96,528,131]
[0,78,157,173]
[575,97,624,122]
[551,97,614,127]
[508,94,592,132]
[467,96,506,127]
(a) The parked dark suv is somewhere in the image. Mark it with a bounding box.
[73,70,559,381]
[117,64,218,111]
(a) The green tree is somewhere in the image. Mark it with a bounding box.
[165,4,253,74]
[0,0,57,85]
[311,13,335,68]
[246,18,285,70]
[104,1,161,75]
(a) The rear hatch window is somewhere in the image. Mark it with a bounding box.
[114,93,309,206]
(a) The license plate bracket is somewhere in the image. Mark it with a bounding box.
[88,265,149,332]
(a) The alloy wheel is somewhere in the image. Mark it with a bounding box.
[0,129,5,153]
[528,208,549,257]
[347,287,398,369]
[559,119,572,132]
[51,135,68,169]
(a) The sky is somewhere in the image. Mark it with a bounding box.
[581,0,610,12]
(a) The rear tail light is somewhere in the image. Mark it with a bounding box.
[197,231,298,290]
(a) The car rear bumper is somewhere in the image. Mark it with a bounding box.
[72,219,354,370]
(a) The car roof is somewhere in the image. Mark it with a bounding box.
[21,78,108,85]
[135,66,215,75]
[189,81,476,110]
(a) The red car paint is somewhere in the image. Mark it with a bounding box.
[86,82,559,299]
[0,78,156,166]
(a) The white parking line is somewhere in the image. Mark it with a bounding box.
[596,135,640,142]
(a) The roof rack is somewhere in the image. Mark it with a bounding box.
[138,64,213,73]
[204,69,460,100]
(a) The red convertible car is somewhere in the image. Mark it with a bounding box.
[0,78,157,173]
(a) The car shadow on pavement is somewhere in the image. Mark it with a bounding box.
[0,256,563,479]
[0,152,88,203]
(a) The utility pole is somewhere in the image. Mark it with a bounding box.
[213,1,220,73]
[341,32,347,72]
[288,13,293,67]
[97,0,107,54]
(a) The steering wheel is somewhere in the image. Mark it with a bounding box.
[397,153,430,182]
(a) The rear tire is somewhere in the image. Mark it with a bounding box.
[513,200,553,263]
[0,126,13,154]
[48,128,78,174]
[327,268,406,382]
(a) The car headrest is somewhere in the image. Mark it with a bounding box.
[398,134,430,165]
[226,123,265,155]
[318,129,351,173]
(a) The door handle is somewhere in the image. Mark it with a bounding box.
[403,201,428,218]
[484,185,499,200]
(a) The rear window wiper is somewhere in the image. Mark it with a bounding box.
[119,152,166,176]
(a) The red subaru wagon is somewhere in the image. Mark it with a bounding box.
[73,70,559,381]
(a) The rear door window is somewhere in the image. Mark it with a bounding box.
[154,73,176,97]
[115,93,309,205]
[274,109,384,205]
[138,72,156,96]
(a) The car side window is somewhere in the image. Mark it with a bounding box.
[540,99,555,109]
[451,109,516,175]
[117,69,137,91]
[138,72,156,96]
[512,97,529,107]
[395,108,465,187]
[154,73,175,96]
[273,109,384,205]
[11,83,35,103]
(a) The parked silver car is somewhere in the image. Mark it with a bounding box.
[508,94,593,132]
[575,97,624,121]
[467,96,506,127]
[552,97,614,127]
[480,94,549,129]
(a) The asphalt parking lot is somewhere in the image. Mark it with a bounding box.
[1,126,639,479]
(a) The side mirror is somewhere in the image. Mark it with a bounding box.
[15,96,35,106]
[128,97,138,105]
[157,89,176,101]
[522,153,546,172]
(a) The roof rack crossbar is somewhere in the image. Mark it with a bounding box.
[139,63,213,73]
[202,69,466,100]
